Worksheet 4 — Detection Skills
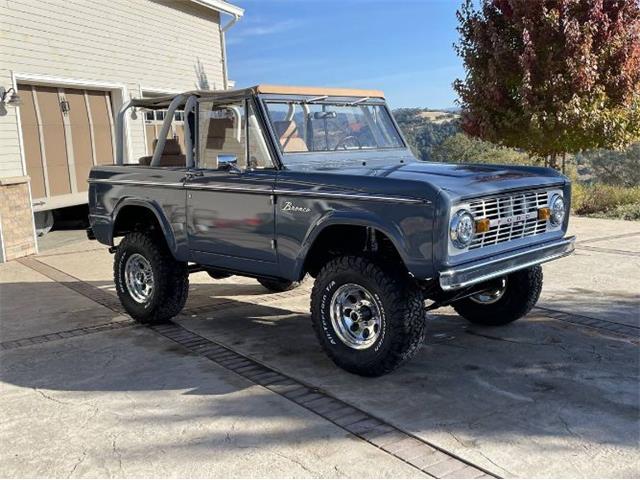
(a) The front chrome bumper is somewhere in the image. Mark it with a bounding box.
[439,236,575,291]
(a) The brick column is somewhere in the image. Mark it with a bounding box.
[0,176,37,262]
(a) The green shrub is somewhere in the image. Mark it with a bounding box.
[604,203,640,221]
[572,183,640,217]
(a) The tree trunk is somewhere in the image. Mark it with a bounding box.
[549,153,559,170]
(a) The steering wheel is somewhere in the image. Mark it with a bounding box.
[334,135,362,150]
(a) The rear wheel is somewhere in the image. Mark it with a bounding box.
[452,266,543,326]
[114,232,188,324]
[310,256,425,377]
[258,277,300,293]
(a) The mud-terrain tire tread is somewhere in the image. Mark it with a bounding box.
[310,256,425,377]
[258,278,300,293]
[452,265,543,326]
[114,232,188,324]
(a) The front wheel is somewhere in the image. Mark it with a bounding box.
[114,232,189,324]
[310,256,426,377]
[452,265,543,326]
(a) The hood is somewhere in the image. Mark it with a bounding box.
[284,154,567,201]
[375,161,567,199]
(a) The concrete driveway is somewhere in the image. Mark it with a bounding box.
[1,217,638,478]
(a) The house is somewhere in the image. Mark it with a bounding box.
[0,0,243,262]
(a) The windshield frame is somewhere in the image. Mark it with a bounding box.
[257,94,409,162]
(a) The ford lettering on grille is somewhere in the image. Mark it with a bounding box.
[468,189,550,250]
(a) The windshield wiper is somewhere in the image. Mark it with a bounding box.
[347,97,370,106]
[303,95,328,103]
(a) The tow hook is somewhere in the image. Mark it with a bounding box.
[108,246,118,254]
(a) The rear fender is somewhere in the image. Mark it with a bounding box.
[111,198,179,255]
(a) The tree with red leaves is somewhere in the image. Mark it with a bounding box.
[454,0,640,168]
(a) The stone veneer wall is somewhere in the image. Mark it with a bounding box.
[0,176,36,261]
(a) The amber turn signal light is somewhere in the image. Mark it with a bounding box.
[538,207,551,221]
[475,218,490,233]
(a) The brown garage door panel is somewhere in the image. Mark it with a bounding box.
[145,123,185,156]
[66,89,93,192]
[87,91,114,166]
[17,85,46,199]
[145,125,156,156]
[36,86,72,196]
[175,125,186,152]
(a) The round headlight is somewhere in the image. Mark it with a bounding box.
[450,209,475,249]
[550,194,566,226]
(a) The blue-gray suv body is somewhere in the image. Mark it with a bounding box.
[88,85,575,376]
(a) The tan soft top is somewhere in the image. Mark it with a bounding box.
[255,84,385,98]
[129,85,385,109]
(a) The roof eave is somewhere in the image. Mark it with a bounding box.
[189,0,244,18]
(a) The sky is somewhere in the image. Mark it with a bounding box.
[225,0,465,109]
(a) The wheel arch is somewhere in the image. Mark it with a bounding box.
[111,198,178,254]
[294,210,411,279]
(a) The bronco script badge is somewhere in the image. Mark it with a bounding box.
[282,201,311,213]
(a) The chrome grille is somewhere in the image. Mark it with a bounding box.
[468,189,550,250]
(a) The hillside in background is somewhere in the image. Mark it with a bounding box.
[392,108,460,162]
[393,108,640,221]
[393,108,530,165]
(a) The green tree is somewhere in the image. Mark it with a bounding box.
[576,143,640,187]
[454,0,640,168]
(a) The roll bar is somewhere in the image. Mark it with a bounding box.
[115,94,192,167]
[183,95,198,168]
[150,94,186,167]
[115,100,134,165]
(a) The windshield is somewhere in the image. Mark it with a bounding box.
[264,100,404,154]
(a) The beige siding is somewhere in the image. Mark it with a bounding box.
[0,0,225,174]
[0,69,24,179]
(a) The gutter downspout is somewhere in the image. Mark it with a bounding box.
[220,13,240,90]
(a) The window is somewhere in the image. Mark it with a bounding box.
[197,100,275,171]
[264,100,404,154]
[143,108,186,159]
[248,101,275,169]
[198,100,246,170]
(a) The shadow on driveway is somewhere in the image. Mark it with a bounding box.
[1,277,639,477]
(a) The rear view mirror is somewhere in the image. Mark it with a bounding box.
[313,111,337,120]
[218,153,240,172]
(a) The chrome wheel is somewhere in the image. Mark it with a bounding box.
[471,278,507,304]
[330,283,383,350]
[124,253,154,303]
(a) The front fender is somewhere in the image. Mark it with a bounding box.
[292,209,413,279]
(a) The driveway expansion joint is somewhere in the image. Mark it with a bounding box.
[16,252,636,477]
[534,306,639,340]
[150,322,499,479]
[1,321,135,350]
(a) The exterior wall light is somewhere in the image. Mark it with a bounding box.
[0,87,22,116]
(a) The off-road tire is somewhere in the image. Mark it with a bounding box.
[310,256,425,377]
[258,277,300,293]
[114,232,189,324]
[452,266,543,326]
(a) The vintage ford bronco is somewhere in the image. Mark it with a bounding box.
[87,85,575,376]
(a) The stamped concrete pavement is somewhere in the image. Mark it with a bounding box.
[1,216,639,478]
[0,263,426,478]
